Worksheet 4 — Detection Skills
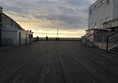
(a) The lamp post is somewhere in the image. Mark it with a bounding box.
[57,29,58,38]
[0,6,3,46]
[56,29,59,40]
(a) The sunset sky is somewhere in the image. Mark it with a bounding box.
[0,0,96,38]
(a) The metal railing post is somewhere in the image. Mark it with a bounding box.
[106,36,109,52]
[0,6,3,46]
[0,12,2,46]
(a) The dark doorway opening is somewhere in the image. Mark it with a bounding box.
[19,32,21,45]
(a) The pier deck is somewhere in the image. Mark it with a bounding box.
[0,41,118,83]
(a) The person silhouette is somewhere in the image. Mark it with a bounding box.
[46,36,48,40]
[36,36,39,41]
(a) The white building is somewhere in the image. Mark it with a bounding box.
[89,0,118,31]
[82,0,118,49]
[0,7,33,45]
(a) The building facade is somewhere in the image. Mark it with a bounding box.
[82,0,118,49]
[0,7,33,45]
[89,0,118,30]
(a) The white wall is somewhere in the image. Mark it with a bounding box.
[2,27,33,45]
[113,0,118,19]
[1,12,33,45]
[18,30,25,45]
[89,0,114,29]
[26,31,33,43]
[1,27,18,45]
[18,30,33,45]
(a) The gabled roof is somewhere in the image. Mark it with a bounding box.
[2,13,23,30]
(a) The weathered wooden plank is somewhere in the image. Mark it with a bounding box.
[0,41,118,83]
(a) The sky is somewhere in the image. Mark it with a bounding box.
[0,0,96,38]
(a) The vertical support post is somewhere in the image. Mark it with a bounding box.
[0,6,3,46]
[0,13,2,46]
[106,36,109,52]
[57,29,58,38]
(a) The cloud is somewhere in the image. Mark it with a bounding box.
[0,0,96,37]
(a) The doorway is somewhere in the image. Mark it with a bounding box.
[19,32,21,45]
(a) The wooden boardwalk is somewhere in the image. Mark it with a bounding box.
[0,41,118,83]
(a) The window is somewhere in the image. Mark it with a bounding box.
[92,0,105,11]
[106,0,109,4]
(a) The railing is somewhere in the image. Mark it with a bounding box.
[85,32,116,49]
[33,37,80,41]
[106,31,118,52]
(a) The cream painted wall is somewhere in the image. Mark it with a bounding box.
[89,0,117,29]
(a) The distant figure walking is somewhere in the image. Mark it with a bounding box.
[36,36,39,41]
[46,36,48,40]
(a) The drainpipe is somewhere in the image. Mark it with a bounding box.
[0,6,3,46]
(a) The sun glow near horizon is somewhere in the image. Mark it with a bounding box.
[6,13,86,38]
[33,29,86,38]
[1,0,92,38]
